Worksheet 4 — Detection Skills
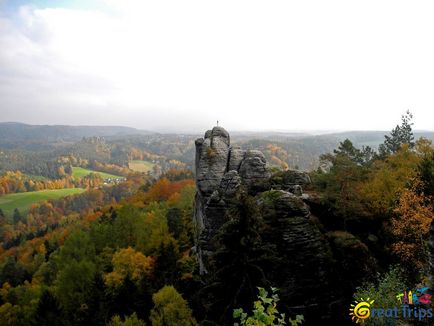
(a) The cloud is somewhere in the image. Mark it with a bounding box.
[0,1,434,132]
[0,6,119,119]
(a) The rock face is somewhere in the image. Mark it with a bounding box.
[193,126,377,323]
[194,126,270,273]
[194,127,331,299]
[257,190,332,312]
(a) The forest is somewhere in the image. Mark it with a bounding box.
[0,112,432,325]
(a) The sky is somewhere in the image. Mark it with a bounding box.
[0,0,434,133]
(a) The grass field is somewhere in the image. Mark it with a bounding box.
[0,188,86,216]
[72,167,121,180]
[128,160,156,173]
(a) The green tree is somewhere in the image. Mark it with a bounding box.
[150,285,196,326]
[0,257,29,287]
[333,139,374,166]
[54,259,96,321]
[33,289,64,326]
[314,140,369,221]
[56,229,96,266]
[166,208,182,239]
[53,230,97,322]
[417,151,434,197]
[353,267,406,326]
[12,208,23,224]
[154,238,180,289]
[379,110,415,157]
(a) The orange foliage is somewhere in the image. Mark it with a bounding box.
[390,182,433,268]
[144,178,194,203]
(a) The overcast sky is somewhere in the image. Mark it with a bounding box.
[0,0,433,132]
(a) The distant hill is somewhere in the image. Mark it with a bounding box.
[0,122,152,149]
[1,123,433,171]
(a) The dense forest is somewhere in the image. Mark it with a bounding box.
[0,112,433,325]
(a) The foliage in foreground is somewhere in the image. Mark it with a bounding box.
[234,287,304,326]
[353,267,407,326]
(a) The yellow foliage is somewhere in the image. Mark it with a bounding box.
[104,247,154,288]
[0,282,11,302]
[0,303,19,326]
[361,145,421,215]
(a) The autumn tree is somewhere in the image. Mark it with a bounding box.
[104,247,154,289]
[150,285,196,326]
[361,139,427,216]
[389,182,433,275]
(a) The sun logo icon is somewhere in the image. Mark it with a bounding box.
[349,298,375,324]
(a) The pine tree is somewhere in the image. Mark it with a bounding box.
[33,290,64,326]
[154,238,180,288]
[417,151,434,197]
[379,110,415,157]
[12,208,23,224]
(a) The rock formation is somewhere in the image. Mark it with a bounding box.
[193,126,383,323]
[194,126,270,273]
[193,126,334,320]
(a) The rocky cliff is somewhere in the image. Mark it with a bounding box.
[193,126,335,320]
[194,126,271,273]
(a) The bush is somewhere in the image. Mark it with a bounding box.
[233,287,304,326]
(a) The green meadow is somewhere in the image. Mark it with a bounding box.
[128,160,155,173]
[72,167,121,179]
[0,188,86,216]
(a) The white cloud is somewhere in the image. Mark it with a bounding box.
[0,1,434,132]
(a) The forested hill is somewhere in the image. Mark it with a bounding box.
[0,123,151,148]
[1,122,433,170]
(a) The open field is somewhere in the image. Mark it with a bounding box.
[128,160,156,173]
[0,188,86,216]
[72,167,121,179]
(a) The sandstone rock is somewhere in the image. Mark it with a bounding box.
[239,150,271,192]
[228,146,245,171]
[194,127,271,273]
[195,128,230,196]
[270,169,311,195]
[219,170,242,197]
[281,169,311,185]
[193,126,335,321]
[193,127,329,295]
[258,190,332,311]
